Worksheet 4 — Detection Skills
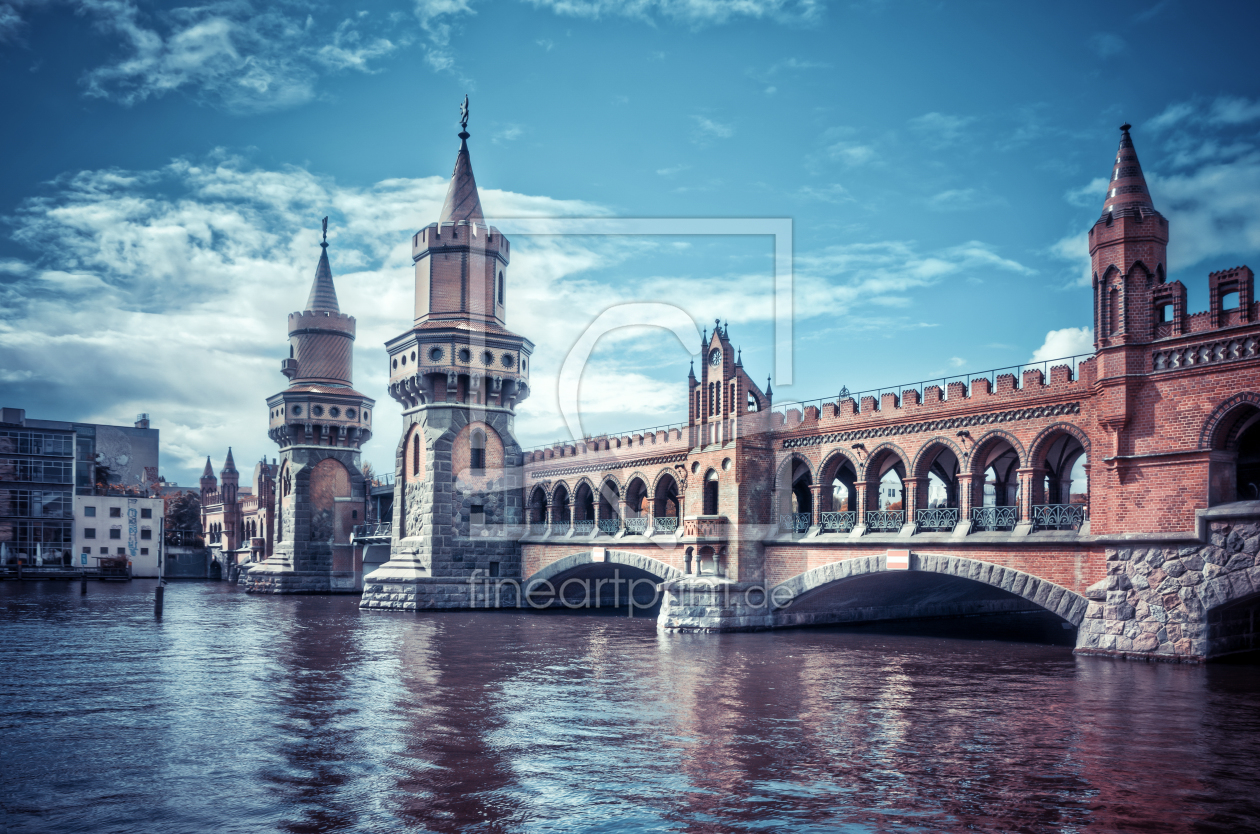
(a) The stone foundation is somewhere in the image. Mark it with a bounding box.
[1077,509,1260,662]
[658,580,777,632]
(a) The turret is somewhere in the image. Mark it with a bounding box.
[220,447,239,505]
[200,456,217,501]
[284,218,357,387]
[1090,124,1169,350]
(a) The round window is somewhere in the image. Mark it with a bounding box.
[722,457,732,471]
[410,350,417,362]
[429,346,443,362]
[691,461,700,474]
[392,358,397,369]
[458,348,471,363]
[483,350,494,365]
[292,405,302,416]
[501,353,514,368]
[346,409,356,419]
[312,405,324,417]
[400,355,406,366]
[330,407,340,418]
[364,410,370,420]
[522,359,527,373]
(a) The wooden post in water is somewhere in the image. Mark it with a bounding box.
[154,582,164,618]
[81,570,87,595]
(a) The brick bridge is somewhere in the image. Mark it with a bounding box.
[354,123,1260,664]
[509,127,1260,662]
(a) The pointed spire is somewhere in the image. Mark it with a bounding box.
[305,217,340,313]
[765,374,773,399]
[222,447,237,474]
[736,347,742,367]
[201,456,214,478]
[1102,123,1155,217]
[688,359,696,380]
[439,96,485,223]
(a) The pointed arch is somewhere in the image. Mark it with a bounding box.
[911,437,967,479]
[968,430,1026,478]
[1028,422,1092,469]
[522,548,685,590]
[1199,392,1260,450]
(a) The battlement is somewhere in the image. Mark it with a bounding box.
[770,358,1095,433]
[523,427,689,468]
[288,309,356,338]
[412,221,510,262]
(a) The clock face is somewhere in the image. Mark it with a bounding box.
[709,348,721,367]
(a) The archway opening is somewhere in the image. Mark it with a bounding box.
[522,562,669,616]
[599,479,622,533]
[703,470,720,515]
[1236,420,1260,501]
[1207,589,1260,661]
[528,486,547,525]
[777,570,1077,646]
[573,483,595,531]
[653,474,680,534]
[552,484,571,527]
[1035,432,1088,530]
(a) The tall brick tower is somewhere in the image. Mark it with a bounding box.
[361,100,534,611]
[1088,125,1170,528]
[247,221,375,594]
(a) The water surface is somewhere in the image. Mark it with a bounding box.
[2,580,1259,833]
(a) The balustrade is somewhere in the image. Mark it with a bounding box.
[572,519,596,535]
[653,517,679,534]
[1032,504,1088,531]
[624,517,647,534]
[820,511,857,533]
[915,507,959,532]
[528,521,547,536]
[597,519,621,535]
[779,513,812,534]
[865,510,905,533]
[970,506,1017,532]
[351,522,392,541]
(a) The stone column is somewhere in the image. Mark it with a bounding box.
[809,483,823,526]
[903,476,926,520]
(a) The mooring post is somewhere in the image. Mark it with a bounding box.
[154,581,164,619]
[80,570,87,595]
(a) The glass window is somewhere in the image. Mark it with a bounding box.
[141,528,152,540]
[140,548,149,555]
[109,529,121,539]
[141,508,152,519]
[109,507,121,518]
[84,528,96,539]
[85,506,96,517]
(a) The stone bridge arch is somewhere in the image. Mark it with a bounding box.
[771,552,1089,628]
[523,548,685,590]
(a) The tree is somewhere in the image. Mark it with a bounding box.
[165,491,202,534]
[362,461,376,485]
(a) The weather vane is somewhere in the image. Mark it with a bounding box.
[460,95,469,132]
[321,216,328,246]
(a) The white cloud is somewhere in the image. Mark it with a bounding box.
[522,0,825,25]
[655,164,690,176]
[76,0,401,111]
[926,188,1001,212]
[1064,176,1107,208]
[825,140,876,166]
[692,115,733,140]
[0,3,23,42]
[908,112,974,147]
[1088,32,1126,58]
[1030,327,1093,363]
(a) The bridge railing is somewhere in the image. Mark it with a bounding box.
[653,517,679,534]
[779,513,811,534]
[971,506,1018,532]
[771,352,1093,420]
[1032,504,1088,531]
[865,510,905,533]
[572,520,596,536]
[624,517,647,534]
[598,519,621,535]
[916,507,959,532]
[351,522,392,541]
[820,511,857,533]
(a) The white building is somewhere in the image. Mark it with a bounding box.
[73,494,163,578]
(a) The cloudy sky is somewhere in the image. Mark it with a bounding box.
[2,0,1259,489]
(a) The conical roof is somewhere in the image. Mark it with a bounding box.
[305,239,340,313]
[201,456,215,478]
[1102,124,1155,217]
[439,132,485,223]
[221,447,237,474]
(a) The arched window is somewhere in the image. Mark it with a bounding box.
[412,434,421,476]
[730,382,736,414]
[470,429,486,472]
[497,271,505,305]
[703,470,719,515]
[708,383,715,415]
[1108,287,1120,336]
[696,389,701,417]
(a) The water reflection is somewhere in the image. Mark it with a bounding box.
[2,583,1259,833]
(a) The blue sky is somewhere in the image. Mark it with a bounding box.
[2,0,1259,489]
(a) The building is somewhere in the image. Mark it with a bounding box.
[352,117,1260,662]
[72,493,163,577]
[243,219,375,593]
[1,407,159,569]
[200,450,277,580]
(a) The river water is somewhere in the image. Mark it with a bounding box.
[2,580,1259,834]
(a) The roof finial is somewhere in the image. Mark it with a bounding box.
[321,216,328,248]
[460,94,470,137]
[1120,121,1131,132]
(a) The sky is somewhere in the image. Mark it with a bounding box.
[2,0,1259,490]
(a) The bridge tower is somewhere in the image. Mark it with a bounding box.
[361,102,534,611]
[247,223,374,594]
[1088,125,1170,521]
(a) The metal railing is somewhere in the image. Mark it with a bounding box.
[820,511,857,533]
[572,519,596,535]
[1033,504,1088,531]
[528,521,547,536]
[916,507,959,532]
[866,510,905,533]
[971,506,1018,532]
[771,352,1093,419]
[625,517,648,534]
[598,518,621,535]
[653,517,679,534]
[551,520,571,535]
[527,421,689,454]
[779,513,812,534]
[351,522,392,541]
